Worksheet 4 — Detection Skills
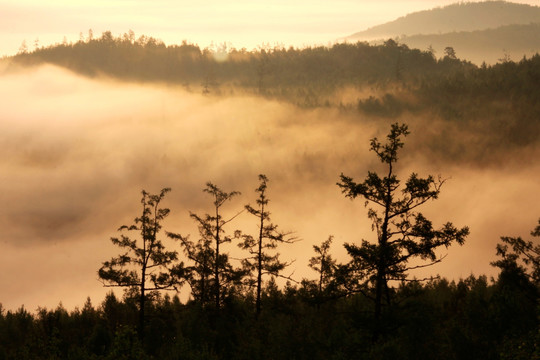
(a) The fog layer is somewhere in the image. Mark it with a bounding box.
[1,65,538,311]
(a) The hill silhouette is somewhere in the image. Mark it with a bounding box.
[347,1,540,41]
[398,22,540,64]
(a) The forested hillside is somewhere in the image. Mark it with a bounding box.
[5,31,540,164]
[346,1,540,64]
[7,32,448,95]
[394,22,540,63]
[347,1,540,40]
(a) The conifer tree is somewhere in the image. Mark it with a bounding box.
[167,229,214,306]
[186,183,242,309]
[239,174,296,316]
[98,188,183,338]
[308,235,337,298]
[492,218,540,285]
[337,123,469,339]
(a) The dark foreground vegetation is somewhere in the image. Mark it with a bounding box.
[0,124,538,359]
[1,267,538,360]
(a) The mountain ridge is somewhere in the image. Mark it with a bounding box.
[347,1,540,40]
[397,22,540,64]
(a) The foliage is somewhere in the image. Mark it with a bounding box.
[2,127,515,357]
[170,183,243,310]
[6,31,452,101]
[238,174,296,316]
[167,229,214,307]
[1,265,538,359]
[98,188,183,338]
[337,123,469,337]
[306,235,339,303]
[489,220,540,360]
[492,219,540,285]
[8,30,540,166]
[0,24,538,359]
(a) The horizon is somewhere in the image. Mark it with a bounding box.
[1,0,539,57]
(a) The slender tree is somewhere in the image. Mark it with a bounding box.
[308,235,337,298]
[188,182,242,310]
[337,123,469,339]
[98,188,183,339]
[239,174,296,316]
[167,230,214,306]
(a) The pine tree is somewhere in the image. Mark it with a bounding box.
[337,123,469,339]
[188,183,242,309]
[308,235,337,299]
[239,174,296,316]
[98,188,183,338]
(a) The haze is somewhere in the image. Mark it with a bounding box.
[1,0,538,57]
[1,64,539,311]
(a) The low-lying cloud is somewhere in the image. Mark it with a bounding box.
[1,65,538,311]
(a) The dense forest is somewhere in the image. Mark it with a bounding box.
[5,30,540,164]
[1,32,540,359]
[1,263,538,360]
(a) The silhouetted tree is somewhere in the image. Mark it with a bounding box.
[492,218,540,285]
[337,123,469,339]
[168,230,214,306]
[238,174,296,316]
[444,46,457,60]
[17,40,28,54]
[308,235,337,300]
[98,188,183,339]
[490,220,540,359]
[188,183,242,310]
[256,49,272,94]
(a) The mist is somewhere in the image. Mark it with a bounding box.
[1,65,539,312]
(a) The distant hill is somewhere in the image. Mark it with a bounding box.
[398,22,540,64]
[347,1,540,41]
[345,1,540,64]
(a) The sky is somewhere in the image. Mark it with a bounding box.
[1,0,540,312]
[0,0,538,56]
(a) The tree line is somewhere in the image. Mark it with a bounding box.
[7,30,540,166]
[9,30,540,115]
[8,31,469,99]
[2,123,538,359]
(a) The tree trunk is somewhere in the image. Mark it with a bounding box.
[374,162,393,341]
[256,208,264,318]
[139,277,145,341]
[215,208,221,310]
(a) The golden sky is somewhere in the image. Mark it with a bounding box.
[0,0,537,56]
